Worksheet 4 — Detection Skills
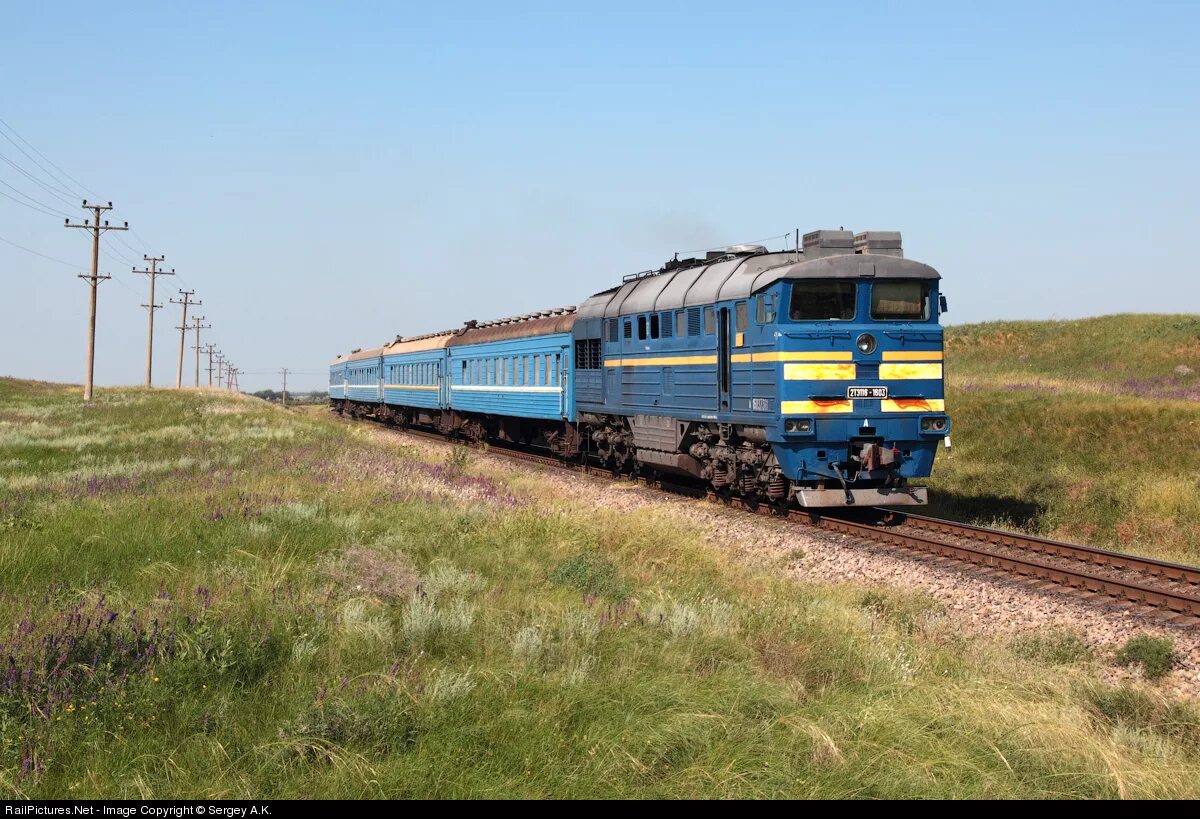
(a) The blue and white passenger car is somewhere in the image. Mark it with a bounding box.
[380,332,454,423]
[343,347,384,406]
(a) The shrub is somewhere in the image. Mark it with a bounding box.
[511,626,543,664]
[1114,635,1176,681]
[858,589,941,634]
[1012,629,1092,665]
[1085,684,1200,753]
[442,446,473,479]
[550,550,632,601]
[289,692,418,757]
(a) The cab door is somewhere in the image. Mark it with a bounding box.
[717,306,732,413]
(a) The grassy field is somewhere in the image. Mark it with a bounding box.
[2,376,1200,798]
[930,314,1200,563]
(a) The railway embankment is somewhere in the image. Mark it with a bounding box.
[6,375,1199,796]
[931,314,1200,564]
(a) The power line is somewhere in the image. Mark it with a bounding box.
[0,233,76,267]
[0,151,78,205]
[0,116,176,283]
[70,229,140,272]
[675,231,795,256]
[111,231,146,258]
[0,117,95,200]
[0,183,71,218]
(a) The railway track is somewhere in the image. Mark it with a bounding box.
[365,418,1200,627]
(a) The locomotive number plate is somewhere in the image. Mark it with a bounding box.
[847,386,888,399]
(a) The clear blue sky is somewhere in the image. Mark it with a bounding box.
[1,1,1197,391]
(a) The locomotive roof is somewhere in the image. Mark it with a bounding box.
[576,250,940,320]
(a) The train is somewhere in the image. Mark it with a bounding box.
[329,229,950,507]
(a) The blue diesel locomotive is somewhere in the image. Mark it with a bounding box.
[330,229,950,507]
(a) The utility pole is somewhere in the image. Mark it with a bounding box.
[191,316,211,387]
[279,368,289,407]
[170,290,200,389]
[65,200,128,401]
[203,344,217,387]
[215,353,226,389]
[228,366,239,393]
[132,255,174,388]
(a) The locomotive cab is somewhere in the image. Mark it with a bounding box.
[762,231,950,505]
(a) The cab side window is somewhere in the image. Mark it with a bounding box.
[735,302,748,332]
[756,293,776,323]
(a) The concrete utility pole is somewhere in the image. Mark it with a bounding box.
[279,368,289,407]
[132,255,175,388]
[65,201,128,401]
[170,290,200,389]
[191,316,211,387]
[215,353,226,388]
[228,366,239,392]
[203,344,217,387]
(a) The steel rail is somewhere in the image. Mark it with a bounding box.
[884,511,1200,586]
[806,510,1200,619]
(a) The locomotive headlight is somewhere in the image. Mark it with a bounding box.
[856,333,877,355]
[784,418,813,434]
[920,416,949,433]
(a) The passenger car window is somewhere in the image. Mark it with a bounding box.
[790,281,857,321]
[871,280,930,321]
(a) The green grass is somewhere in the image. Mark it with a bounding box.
[928,315,1200,562]
[2,376,1200,798]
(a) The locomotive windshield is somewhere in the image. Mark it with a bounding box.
[789,281,856,321]
[871,280,930,321]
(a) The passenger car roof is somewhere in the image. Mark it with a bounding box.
[382,333,456,355]
[446,311,577,347]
